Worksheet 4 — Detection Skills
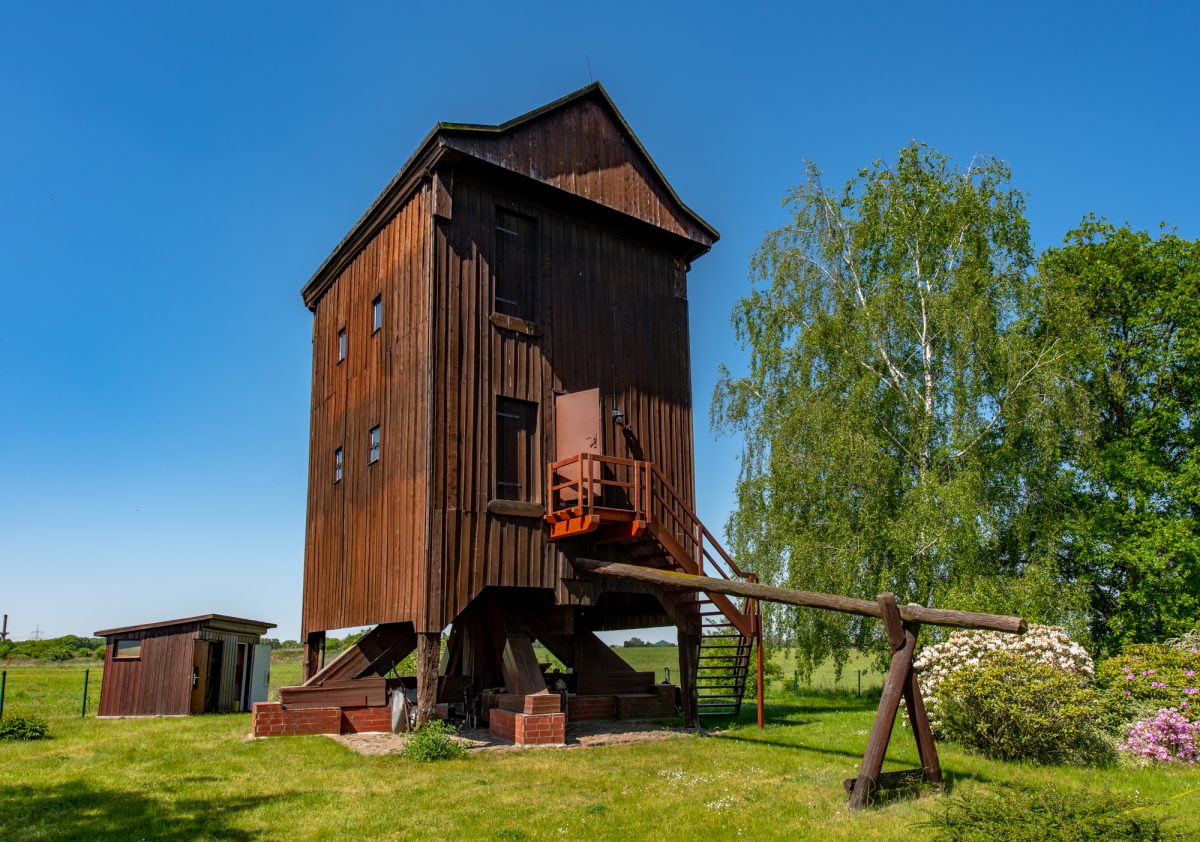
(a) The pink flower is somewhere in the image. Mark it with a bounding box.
[1123,708,1200,764]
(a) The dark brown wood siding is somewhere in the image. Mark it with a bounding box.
[430,175,696,629]
[302,185,432,635]
[443,94,713,247]
[97,624,199,717]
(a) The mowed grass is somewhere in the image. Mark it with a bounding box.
[2,661,1198,841]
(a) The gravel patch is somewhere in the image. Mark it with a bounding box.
[330,720,697,755]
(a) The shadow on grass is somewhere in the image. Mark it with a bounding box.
[698,691,882,730]
[0,780,282,841]
[710,729,869,762]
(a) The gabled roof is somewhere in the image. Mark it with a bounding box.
[95,614,276,637]
[301,82,719,309]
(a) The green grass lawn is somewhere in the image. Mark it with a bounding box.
[2,660,1197,840]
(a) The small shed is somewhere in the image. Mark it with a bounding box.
[95,614,275,717]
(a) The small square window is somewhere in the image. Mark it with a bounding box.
[372,296,382,334]
[337,328,346,362]
[369,425,381,463]
[113,640,142,660]
[334,447,343,483]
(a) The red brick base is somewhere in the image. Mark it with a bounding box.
[567,685,676,722]
[489,708,567,746]
[253,700,453,738]
[255,685,674,741]
[252,702,341,737]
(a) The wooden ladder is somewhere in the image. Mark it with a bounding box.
[548,454,762,722]
[623,537,755,718]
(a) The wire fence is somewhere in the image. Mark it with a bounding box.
[0,664,97,721]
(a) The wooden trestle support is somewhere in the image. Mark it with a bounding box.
[571,559,1025,810]
[844,593,941,809]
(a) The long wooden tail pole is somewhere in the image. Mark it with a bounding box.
[572,559,1021,809]
[571,559,1027,634]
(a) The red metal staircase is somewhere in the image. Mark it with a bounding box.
[546,454,761,719]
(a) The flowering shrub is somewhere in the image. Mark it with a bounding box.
[1097,644,1200,723]
[1123,707,1200,764]
[936,652,1112,764]
[1167,629,1200,653]
[913,625,1093,734]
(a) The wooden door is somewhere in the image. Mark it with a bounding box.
[554,388,601,505]
[190,640,210,714]
[249,643,272,705]
[232,643,248,712]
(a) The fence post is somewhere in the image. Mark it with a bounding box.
[0,669,5,719]
[81,669,89,717]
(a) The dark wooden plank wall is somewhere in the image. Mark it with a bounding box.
[443,95,713,247]
[302,185,432,635]
[97,624,199,716]
[431,175,696,630]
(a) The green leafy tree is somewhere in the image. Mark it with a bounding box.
[714,143,1087,678]
[1041,219,1200,649]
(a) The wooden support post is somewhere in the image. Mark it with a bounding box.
[899,626,942,789]
[416,632,441,726]
[302,631,325,683]
[678,627,699,728]
[847,594,941,809]
[755,612,765,730]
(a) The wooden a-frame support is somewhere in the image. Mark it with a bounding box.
[845,593,941,809]
[570,560,1027,810]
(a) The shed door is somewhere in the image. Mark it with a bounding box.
[554,388,601,505]
[249,643,272,705]
[190,640,210,714]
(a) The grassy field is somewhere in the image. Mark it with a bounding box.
[533,645,883,694]
[1,660,1197,840]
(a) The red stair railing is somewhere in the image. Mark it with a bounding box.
[547,453,759,623]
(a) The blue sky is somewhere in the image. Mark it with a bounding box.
[2,2,1196,642]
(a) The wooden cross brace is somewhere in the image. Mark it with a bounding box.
[846,593,942,809]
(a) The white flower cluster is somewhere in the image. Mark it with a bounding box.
[912,625,1093,732]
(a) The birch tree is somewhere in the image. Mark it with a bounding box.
[713,144,1086,676]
